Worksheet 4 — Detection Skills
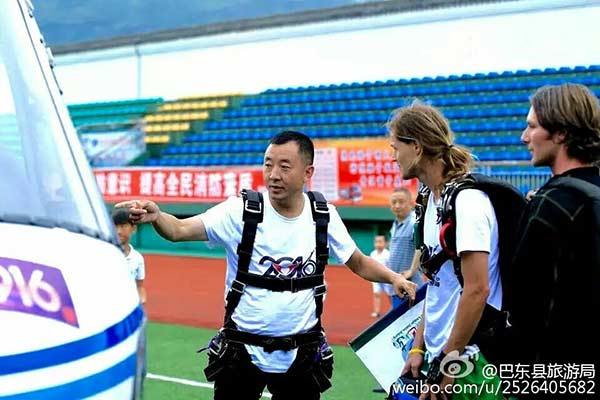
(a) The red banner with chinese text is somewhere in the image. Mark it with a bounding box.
[94,167,264,203]
[94,139,417,206]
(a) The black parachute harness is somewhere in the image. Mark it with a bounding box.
[414,176,472,285]
[218,189,330,353]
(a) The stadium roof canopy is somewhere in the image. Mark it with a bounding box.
[34,0,507,54]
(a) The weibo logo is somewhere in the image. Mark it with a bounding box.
[0,256,78,327]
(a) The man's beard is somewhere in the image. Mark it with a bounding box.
[401,162,419,180]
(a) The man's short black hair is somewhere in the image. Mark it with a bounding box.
[112,208,132,225]
[269,130,314,165]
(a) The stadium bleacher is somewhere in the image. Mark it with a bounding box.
[69,64,598,189]
[68,97,164,128]
[138,64,598,171]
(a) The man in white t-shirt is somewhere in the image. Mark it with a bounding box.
[369,235,392,317]
[388,103,503,398]
[116,131,417,400]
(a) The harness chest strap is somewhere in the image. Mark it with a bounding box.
[232,270,326,293]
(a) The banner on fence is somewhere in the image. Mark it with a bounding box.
[94,139,417,205]
[312,139,418,206]
[94,167,264,203]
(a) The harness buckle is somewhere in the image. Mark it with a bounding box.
[236,247,252,258]
[264,336,296,352]
[231,279,246,294]
[314,284,327,297]
[316,252,329,265]
[244,198,262,214]
[289,279,299,293]
[312,200,329,215]
[280,337,297,350]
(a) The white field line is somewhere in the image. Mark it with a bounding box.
[147,373,273,398]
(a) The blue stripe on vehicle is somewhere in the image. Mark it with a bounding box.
[0,352,137,399]
[0,305,143,375]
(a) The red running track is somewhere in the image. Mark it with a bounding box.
[144,254,382,345]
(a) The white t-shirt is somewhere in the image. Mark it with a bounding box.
[370,249,393,294]
[200,192,357,373]
[423,189,501,358]
[125,245,145,281]
[369,248,390,266]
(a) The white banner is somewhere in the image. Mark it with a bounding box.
[80,127,145,167]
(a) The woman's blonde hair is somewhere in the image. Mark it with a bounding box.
[387,100,473,182]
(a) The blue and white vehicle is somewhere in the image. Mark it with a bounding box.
[0,1,145,398]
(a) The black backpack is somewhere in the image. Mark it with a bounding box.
[415,173,527,316]
[543,175,600,283]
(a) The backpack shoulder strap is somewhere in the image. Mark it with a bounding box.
[440,174,526,307]
[437,174,478,285]
[414,185,431,251]
[439,174,477,224]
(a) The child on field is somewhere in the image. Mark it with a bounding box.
[369,235,392,318]
[112,208,146,305]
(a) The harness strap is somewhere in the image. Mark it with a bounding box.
[307,191,330,320]
[307,191,330,269]
[417,177,473,283]
[414,185,430,251]
[237,189,264,276]
[221,328,322,353]
[224,189,263,325]
[234,270,325,292]
[420,249,450,280]
[419,244,464,286]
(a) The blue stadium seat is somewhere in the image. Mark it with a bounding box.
[146,64,600,174]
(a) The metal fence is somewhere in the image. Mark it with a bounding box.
[476,163,552,194]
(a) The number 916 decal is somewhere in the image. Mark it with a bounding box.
[0,256,78,327]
